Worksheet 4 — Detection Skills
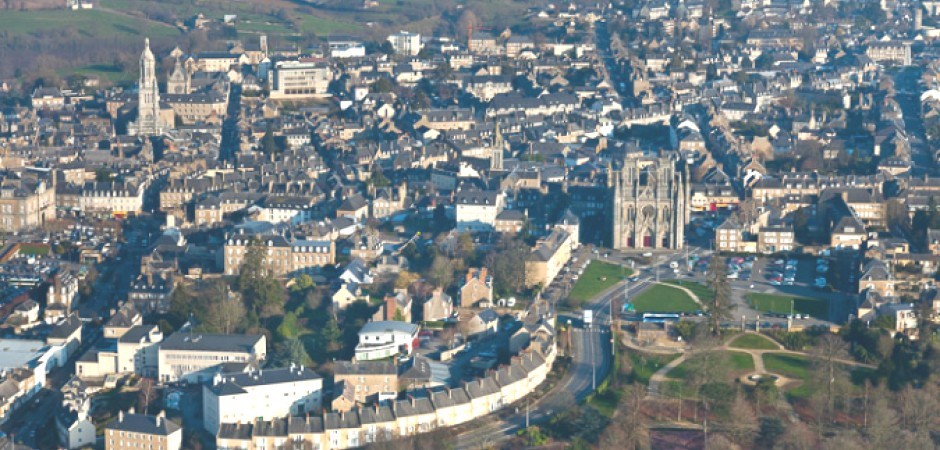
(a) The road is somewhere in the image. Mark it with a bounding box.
[456,249,683,449]
[2,216,161,447]
[456,326,611,449]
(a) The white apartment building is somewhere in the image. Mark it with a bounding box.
[203,365,323,435]
[158,330,266,383]
[80,181,146,217]
[455,189,505,232]
[387,31,422,56]
[269,60,333,99]
[354,321,420,361]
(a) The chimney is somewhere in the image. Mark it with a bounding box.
[118,410,124,422]
[466,269,474,283]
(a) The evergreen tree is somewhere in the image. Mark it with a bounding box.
[705,256,733,336]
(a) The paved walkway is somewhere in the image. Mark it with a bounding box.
[645,332,875,399]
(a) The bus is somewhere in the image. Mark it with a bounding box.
[641,313,680,323]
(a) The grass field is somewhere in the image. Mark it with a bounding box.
[568,261,632,304]
[631,284,700,313]
[0,9,178,39]
[667,351,755,380]
[745,292,828,320]
[626,351,680,385]
[729,333,780,350]
[763,353,812,379]
[663,280,714,303]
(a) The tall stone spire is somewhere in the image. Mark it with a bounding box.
[131,37,165,136]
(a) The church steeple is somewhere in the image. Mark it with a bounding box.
[131,37,166,136]
[491,122,504,170]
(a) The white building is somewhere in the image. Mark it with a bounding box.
[328,38,366,58]
[455,189,505,232]
[269,60,333,99]
[355,321,420,361]
[158,330,266,383]
[203,365,323,435]
[387,31,423,56]
[80,181,146,217]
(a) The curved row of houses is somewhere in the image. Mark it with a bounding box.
[216,334,556,450]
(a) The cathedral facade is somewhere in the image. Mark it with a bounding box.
[610,156,689,250]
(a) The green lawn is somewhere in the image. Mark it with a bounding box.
[663,280,715,303]
[0,9,178,39]
[730,333,779,350]
[763,353,812,380]
[568,261,632,304]
[630,284,700,313]
[626,351,680,385]
[667,351,754,380]
[586,388,620,417]
[745,293,828,320]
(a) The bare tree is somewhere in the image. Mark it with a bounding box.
[137,377,156,415]
[726,393,758,446]
[599,383,648,450]
[811,333,848,423]
[773,421,816,450]
[205,282,246,334]
[897,382,940,433]
[866,396,899,449]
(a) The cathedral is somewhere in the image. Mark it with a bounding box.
[129,38,169,136]
[609,155,690,250]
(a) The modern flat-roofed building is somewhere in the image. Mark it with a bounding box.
[354,321,419,361]
[387,31,422,56]
[158,329,266,383]
[269,60,333,99]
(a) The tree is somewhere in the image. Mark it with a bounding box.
[394,270,420,290]
[866,396,898,449]
[237,242,286,317]
[518,426,549,447]
[705,257,733,335]
[756,416,786,448]
[290,274,315,293]
[204,282,246,334]
[485,236,529,297]
[726,393,758,446]
[811,333,848,423]
[372,77,394,93]
[261,122,280,157]
[455,9,480,42]
[428,255,456,289]
[773,421,816,450]
[272,338,312,367]
[599,384,648,450]
[137,378,156,415]
[320,318,342,354]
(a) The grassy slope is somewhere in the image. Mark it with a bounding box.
[0,9,178,38]
[568,261,632,304]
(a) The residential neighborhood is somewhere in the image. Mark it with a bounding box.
[3,0,940,449]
